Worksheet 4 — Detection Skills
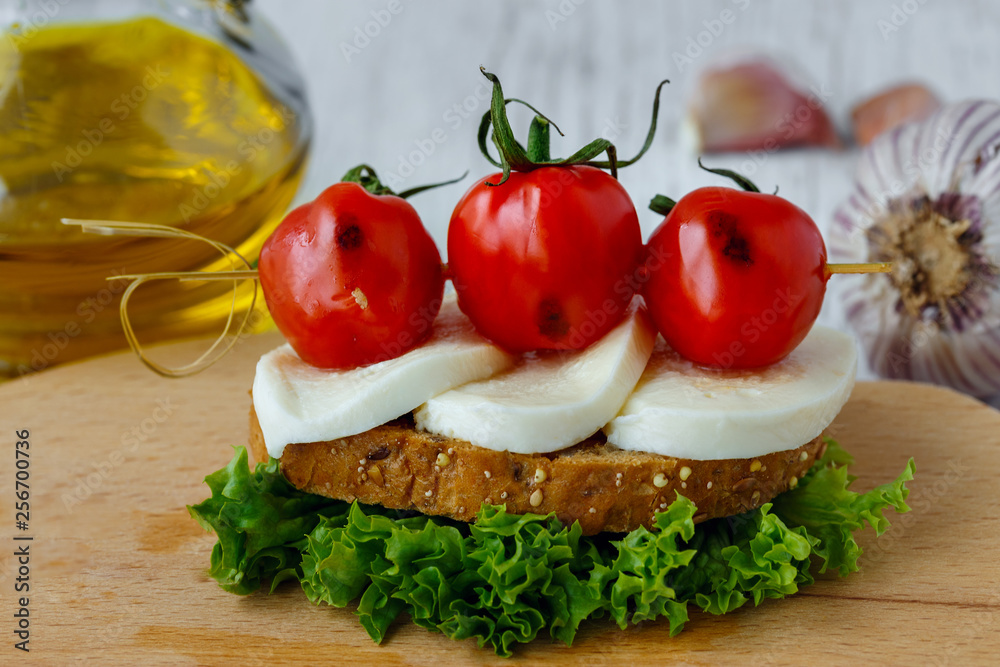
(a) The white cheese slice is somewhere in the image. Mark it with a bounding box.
[414,303,657,453]
[603,326,857,460]
[252,295,514,459]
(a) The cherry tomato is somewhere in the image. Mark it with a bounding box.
[643,186,827,368]
[447,166,643,352]
[259,182,444,369]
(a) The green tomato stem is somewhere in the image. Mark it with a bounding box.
[527,116,552,163]
[696,158,762,193]
[648,194,677,217]
[340,164,467,199]
[476,67,669,186]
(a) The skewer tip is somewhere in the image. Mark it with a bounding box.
[825,262,893,277]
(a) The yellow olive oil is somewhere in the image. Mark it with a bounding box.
[0,17,309,376]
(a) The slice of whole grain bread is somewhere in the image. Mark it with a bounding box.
[250,405,824,535]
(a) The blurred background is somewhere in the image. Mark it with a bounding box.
[255,0,1000,387]
[3,0,999,399]
[259,0,1000,245]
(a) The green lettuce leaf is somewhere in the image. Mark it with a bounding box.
[298,503,609,656]
[189,440,914,656]
[678,503,818,616]
[187,447,343,594]
[771,438,915,574]
[601,495,696,634]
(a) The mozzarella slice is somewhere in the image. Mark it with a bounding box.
[414,303,657,454]
[252,295,514,459]
[603,326,857,460]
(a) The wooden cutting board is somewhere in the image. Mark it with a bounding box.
[1,333,998,666]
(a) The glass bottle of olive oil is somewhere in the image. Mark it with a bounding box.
[0,5,311,377]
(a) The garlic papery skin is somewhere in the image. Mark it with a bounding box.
[830,100,1000,399]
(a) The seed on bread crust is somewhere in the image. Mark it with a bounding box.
[249,406,825,536]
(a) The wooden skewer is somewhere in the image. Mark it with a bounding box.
[112,270,260,282]
[63,217,260,378]
[825,262,893,277]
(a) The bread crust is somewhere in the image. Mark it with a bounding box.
[249,406,825,535]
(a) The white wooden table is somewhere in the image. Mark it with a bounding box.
[256,0,1000,382]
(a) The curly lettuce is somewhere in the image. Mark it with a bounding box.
[186,447,347,594]
[188,439,914,657]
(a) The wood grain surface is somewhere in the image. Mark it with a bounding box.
[1,333,998,665]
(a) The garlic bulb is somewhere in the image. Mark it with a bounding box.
[830,100,1000,399]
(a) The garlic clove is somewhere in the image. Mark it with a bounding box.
[851,83,940,146]
[685,55,841,154]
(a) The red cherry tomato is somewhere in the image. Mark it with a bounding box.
[447,165,643,352]
[643,186,827,368]
[259,182,444,369]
